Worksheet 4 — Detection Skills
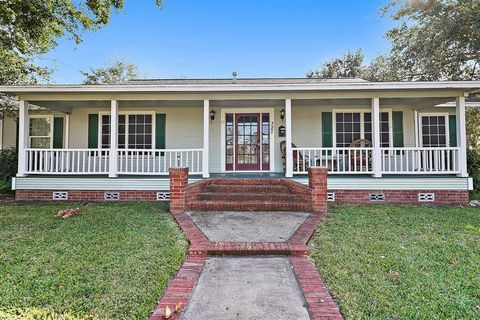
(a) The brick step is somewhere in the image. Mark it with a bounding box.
[205,184,291,194]
[197,192,301,202]
[208,178,284,185]
[187,200,312,212]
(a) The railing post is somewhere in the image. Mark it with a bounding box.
[109,100,118,178]
[17,100,28,177]
[371,97,382,177]
[169,167,189,213]
[456,96,468,177]
[202,100,210,178]
[285,98,293,177]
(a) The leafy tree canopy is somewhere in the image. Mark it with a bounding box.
[0,0,161,85]
[383,0,480,81]
[80,60,138,84]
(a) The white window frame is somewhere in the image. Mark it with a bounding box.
[98,111,156,149]
[332,109,393,148]
[28,115,54,148]
[418,112,450,147]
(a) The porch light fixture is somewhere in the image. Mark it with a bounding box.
[210,109,216,121]
[280,109,285,122]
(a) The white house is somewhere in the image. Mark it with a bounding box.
[0,78,478,205]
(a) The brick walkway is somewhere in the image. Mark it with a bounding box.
[149,210,343,320]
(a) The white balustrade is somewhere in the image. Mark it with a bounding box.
[291,147,373,174]
[25,149,109,174]
[381,147,459,174]
[291,147,460,175]
[117,149,203,175]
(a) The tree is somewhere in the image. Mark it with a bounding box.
[466,107,480,149]
[307,50,366,79]
[0,1,161,114]
[382,0,480,81]
[307,50,399,81]
[81,60,138,84]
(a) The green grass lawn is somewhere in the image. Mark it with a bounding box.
[311,205,480,319]
[0,202,188,320]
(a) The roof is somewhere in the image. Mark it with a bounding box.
[124,77,369,85]
[1,78,480,94]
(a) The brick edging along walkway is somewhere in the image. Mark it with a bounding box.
[170,210,322,256]
[149,210,343,319]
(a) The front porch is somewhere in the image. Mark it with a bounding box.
[15,96,469,179]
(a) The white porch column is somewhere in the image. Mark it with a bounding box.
[285,98,293,177]
[202,99,210,178]
[456,96,468,177]
[371,97,382,177]
[65,113,70,148]
[108,100,118,178]
[17,100,29,177]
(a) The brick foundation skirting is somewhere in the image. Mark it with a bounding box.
[15,189,160,202]
[329,189,470,205]
[16,188,470,205]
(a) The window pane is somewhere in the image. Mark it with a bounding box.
[31,137,50,148]
[29,118,51,136]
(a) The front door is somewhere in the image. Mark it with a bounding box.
[236,113,261,170]
[225,113,270,171]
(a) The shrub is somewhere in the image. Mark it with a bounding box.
[0,148,17,195]
[467,149,480,198]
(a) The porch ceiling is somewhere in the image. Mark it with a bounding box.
[30,96,456,112]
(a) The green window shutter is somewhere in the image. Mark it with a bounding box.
[392,111,404,147]
[53,117,64,148]
[88,114,99,148]
[155,113,166,149]
[449,115,457,147]
[322,112,332,147]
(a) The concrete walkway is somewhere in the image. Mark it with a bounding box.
[149,211,343,320]
[187,211,310,242]
[182,257,310,320]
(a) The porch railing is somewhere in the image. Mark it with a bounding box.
[291,147,460,175]
[381,147,460,174]
[117,149,203,175]
[24,148,203,175]
[25,149,110,174]
[292,147,373,174]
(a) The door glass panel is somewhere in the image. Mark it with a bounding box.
[262,114,270,169]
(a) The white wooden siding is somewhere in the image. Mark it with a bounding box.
[13,176,471,191]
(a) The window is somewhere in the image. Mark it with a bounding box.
[100,113,153,149]
[334,111,390,147]
[29,117,53,148]
[335,112,361,147]
[420,115,448,147]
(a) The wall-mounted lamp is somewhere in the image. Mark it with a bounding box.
[210,109,216,121]
[280,109,285,121]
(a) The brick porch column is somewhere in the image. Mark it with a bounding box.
[169,167,189,213]
[308,167,328,213]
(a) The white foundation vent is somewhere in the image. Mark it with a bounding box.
[156,192,170,201]
[369,193,385,202]
[327,192,335,202]
[418,193,435,202]
[104,192,120,201]
[52,191,68,200]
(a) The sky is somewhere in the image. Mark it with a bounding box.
[39,0,394,83]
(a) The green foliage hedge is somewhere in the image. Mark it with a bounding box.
[467,149,480,197]
[0,148,17,195]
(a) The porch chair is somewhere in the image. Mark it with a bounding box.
[280,140,309,172]
[348,139,372,171]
